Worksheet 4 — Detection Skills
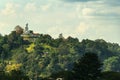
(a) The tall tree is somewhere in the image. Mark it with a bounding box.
[73,52,102,80]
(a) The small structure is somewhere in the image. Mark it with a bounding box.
[56,78,63,80]
[21,23,40,40]
[59,33,64,39]
[25,23,29,32]
[14,25,23,34]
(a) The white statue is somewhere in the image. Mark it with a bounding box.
[25,23,29,32]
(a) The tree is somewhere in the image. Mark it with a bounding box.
[9,70,29,80]
[0,35,4,45]
[73,52,102,80]
[102,71,120,80]
[49,71,73,80]
[7,31,24,49]
[103,56,120,72]
[59,33,64,39]
[26,43,35,53]
[5,63,22,72]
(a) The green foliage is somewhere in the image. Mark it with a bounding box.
[0,35,4,45]
[102,71,120,80]
[7,31,24,49]
[73,53,102,80]
[49,71,74,80]
[0,70,29,80]
[0,27,120,79]
[103,56,120,72]
[26,43,35,53]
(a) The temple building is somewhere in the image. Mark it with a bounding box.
[14,25,23,34]
[21,23,40,40]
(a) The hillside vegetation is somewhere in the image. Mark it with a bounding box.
[0,26,120,79]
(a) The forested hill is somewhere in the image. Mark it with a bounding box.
[0,27,120,78]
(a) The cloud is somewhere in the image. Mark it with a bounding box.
[76,5,96,19]
[64,0,97,2]
[0,22,9,34]
[41,4,51,11]
[0,22,6,28]
[64,0,120,8]
[75,1,120,19]
[76,22,89,34]
[105,0,120,6]
[24,3,37,11]
[1,3,18,15]
[82,8,95,16]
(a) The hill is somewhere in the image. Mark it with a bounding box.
[0,26,120,79]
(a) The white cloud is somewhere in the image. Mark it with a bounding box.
[75,4,83,18]
[75,4,96,19]
[97,6,120,16]
[0,22,9,34]
[25,3,37,11]
[0,22,6,28]
[76,22,89,34]
[1,3,18,16]
[82,8,95,16]
[41,4,51,11]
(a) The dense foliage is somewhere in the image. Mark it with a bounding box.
[102,71,120,80]
[0,70,29,80]
[73,53,102,80]
[0,26,120,79]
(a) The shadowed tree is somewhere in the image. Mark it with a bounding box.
[73,52,102,80]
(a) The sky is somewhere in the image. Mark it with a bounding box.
[0,0,120,44]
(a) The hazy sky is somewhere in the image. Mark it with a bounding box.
[0,0,120,44]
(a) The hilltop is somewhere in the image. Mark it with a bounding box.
[0,25,120,79]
